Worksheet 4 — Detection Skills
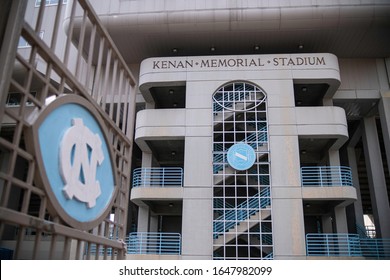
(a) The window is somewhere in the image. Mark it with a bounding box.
[35,0,68,7]
[18,31,44,48]
[6,92,37,107]
[212,81,272,260]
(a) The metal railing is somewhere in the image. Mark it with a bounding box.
[0,0,136,259]
[306,234,362,257]
[360,238,390,259]
[306,234,390,259]
[132,167,183,188]
[127,232,181,255]
[213,188,271,238]
[301,166,353,187]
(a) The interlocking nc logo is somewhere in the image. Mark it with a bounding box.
[59,118,104,208]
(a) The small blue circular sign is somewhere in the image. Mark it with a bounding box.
[227,143,256,171]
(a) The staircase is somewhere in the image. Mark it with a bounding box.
[213,188,271,240]
[213,126,268,174]
[212,82,272,259]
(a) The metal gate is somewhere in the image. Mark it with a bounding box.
[0,0,136,259]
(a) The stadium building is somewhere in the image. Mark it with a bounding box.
[0,0,389,260]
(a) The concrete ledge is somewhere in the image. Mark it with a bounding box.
[302,186,357,205]
[135,109,186,151]
[126,254,181,260]
[131,187,183,206]
[295,106,348,149]
[306,256,366,260]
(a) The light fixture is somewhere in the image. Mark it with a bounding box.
[210,46,216,52]
[169,203,174,208]
[301,150,307,154]
[301,86,307,92]
[171,151,176,156]
[173,102,178,107]
[172,48,178,53]
[169,89,174,94]
[253,45,260,51]
[298,44,304,50]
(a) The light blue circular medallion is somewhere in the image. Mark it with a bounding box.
[227,143,256,171]
[38,102,115,224]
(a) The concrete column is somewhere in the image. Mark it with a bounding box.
[181,136,213,259]
[378,96,390,178]
[328,149,342,186]
[334,206,348,233]
[322,215,333,233]
[142,152,153,167]
[362,117,390,238]
[347,147,365,228]
[270,135,306,259]
[137,206,150,232]
[149,215,158,232]
[328,149,341,166]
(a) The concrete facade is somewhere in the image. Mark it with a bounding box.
[132,53,367,259]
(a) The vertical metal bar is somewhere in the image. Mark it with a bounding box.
[108,58,118,119]
[91,37,104,100]
[162,168,165,187]
[101,48,112,109]
[121,81,130,134]
[14,226,25,259]
[49,233,57,259]
[35,0,46,33]
[75,9,88,81]
[326,234,329,256]
[62,236,71,260]
[0,0,27,124]
[125,84,137,137]
[159,233,162,255]
[85,24,97,93]
[50,0,63,50]
[62,0,77,69]
[75,240,82,260]
[115,69,124,127]
[32,230,42,260]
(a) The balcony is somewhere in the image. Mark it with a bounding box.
[127,232,181,255]
[301,166,353,187]
[306,234,390,259]
[301,166,356,203]
[133,167,183,188]
[131,167,184,206]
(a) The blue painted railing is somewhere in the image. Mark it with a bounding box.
[263,252,273,260]
[301,166,353,187]
[213,188,271,238]
[127,232,181,255]
[306,234,361,256]
[213,90,249,112]
[360,238,390,259]
[132,167,183,188]
[306,233,390,259]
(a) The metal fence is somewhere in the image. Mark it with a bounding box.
[0,0,136,259]
[301,166,353,187]
[127,232,181,255]
[306,234,390,259]
[132,167,183,188]
[306,234,362,257]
